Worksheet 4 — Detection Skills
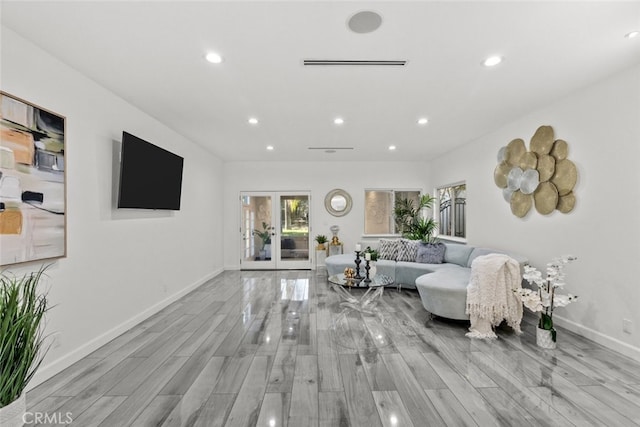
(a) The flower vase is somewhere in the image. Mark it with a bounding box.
[536,327,556,349]
[0,392,26,427]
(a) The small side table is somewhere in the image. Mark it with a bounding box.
[315,249,327,273]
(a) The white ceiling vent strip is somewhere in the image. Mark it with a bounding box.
[308,147,354,150]
[303,60,406,66]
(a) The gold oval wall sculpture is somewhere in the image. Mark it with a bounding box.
[495,125,578,217]
[510,191,533,218]
[550,139,568,160]
[530,125,555,155]
[534,182,559,215]
[557,192,576,213]
[518,151,538,170]
[551,159,577,196]
[537,154,556,182]
[506,138,526,166]
[494,161,511,188]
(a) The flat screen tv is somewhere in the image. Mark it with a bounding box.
[117,131,184,210]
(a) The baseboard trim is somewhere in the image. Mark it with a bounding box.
[28,268,224,390]
[554,315,640,362]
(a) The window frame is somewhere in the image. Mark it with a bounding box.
[363,188,422,237]
[435,181,467,242]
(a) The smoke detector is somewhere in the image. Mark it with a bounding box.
[348,11,383,34]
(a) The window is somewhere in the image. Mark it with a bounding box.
[437,183,466,239]
[364,189,421,235]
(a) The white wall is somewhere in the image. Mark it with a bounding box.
[429,65,640,360]
[1,28,224,387]
[223,161,428,269]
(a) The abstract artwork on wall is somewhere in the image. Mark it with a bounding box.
[0,92,66,266]
[494,125,577,218]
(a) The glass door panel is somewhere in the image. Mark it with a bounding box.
[277,193,310,269]
[240,193,276,269]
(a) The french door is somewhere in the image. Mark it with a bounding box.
[240,191,311,270]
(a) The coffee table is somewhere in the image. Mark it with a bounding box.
[327,273,394,349]
[328,273,394,314]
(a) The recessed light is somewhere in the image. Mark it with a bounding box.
[417,117,429,125]
[388,145,397,151]
[248,117,259,125]
[334,117,344,125]
[266,145,274,151]
[482,55,503,67]
[625,31,639,39]
[205,52,223,64]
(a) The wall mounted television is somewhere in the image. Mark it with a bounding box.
[117,131,184,210]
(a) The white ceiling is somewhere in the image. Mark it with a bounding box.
[2,1,639,162]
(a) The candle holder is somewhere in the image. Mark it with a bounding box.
[354,251,363,279]
[364,259,371,284]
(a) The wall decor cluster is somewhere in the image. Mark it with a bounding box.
[0,92,66,266]
[494,125,577,218]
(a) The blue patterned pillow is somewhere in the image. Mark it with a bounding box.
[416,242,446,264]
[397,239,420,262]
[378,239,399,260]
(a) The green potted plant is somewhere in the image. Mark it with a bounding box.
[405,217,439,243]
[314,234,328,250]
[0,266,51,427]
[363,246,378,261]
[253,222,273,260]
[394,193,438,242]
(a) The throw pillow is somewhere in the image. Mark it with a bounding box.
[416,242,446,264]
[397,239,420,262]
[378,239,399,260]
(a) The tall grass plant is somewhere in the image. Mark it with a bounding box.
[0,266,50,408]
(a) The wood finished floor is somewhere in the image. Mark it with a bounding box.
[26,270,640,427]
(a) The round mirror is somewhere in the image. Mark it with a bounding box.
[325,189,352,217]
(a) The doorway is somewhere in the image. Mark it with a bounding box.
[240,192,311,270]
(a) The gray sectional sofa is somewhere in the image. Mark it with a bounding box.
[325,242,527,320]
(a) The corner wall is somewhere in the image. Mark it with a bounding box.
[429,65,640,360]
[1,28,224,387]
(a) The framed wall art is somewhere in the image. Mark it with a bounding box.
[0,92,66,266]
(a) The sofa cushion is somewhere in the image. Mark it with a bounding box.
[378,239,399,260]
[397,239,420,262]
[416,242,446,264]
[415,268,472,320]
[443,243,474,267]
[395,261,458,286]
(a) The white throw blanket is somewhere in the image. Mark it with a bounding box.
[465,253,523,339]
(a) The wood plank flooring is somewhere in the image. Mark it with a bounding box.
[26,270,640,426]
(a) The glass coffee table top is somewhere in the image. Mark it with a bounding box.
[328,273,393,288]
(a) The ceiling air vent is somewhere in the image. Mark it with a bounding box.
[308,147,354,154]
[303,59,406,66]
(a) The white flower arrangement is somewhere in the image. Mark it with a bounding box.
[514,255,578,339]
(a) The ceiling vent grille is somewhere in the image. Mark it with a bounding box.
[303,59,406,66]
[308,147,354,150]
[308,147,354,153]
